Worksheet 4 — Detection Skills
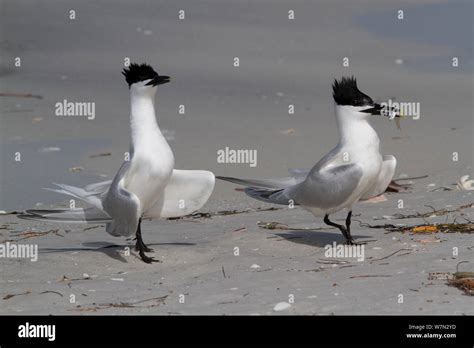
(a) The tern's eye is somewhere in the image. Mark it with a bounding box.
[359,96,373,106]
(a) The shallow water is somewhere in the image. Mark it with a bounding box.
[357,0,473,73]
[0,137,110,210]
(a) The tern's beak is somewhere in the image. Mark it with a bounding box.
[146,75,171,86]
[361,103,399,118]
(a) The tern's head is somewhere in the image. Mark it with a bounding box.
[122,63,170,96]
[332,76,386,121]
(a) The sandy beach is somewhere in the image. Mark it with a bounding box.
[0,0,472,315]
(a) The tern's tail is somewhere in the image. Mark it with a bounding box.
[17,207,111,223]
[17,182,112,223]
[216,175,298,189]
[244,187,296,206]
[216,176,297,206]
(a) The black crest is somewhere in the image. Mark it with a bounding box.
[332,76,373,106]
[122,63,170,87]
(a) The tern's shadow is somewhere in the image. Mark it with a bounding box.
[274,230,372,248]
[40,241,196,262]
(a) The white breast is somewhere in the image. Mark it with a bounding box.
[125,139,175,213]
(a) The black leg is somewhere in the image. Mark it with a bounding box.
[344,210,365,245]
[135,219,153,252]
[135,218,159,263]
[345,210,353,242]
[324,213,354,245]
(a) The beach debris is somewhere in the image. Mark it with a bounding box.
[349,275,392,279]
[222,266,227,278]
[38,146,61,153]
[428,272,452,280]
[457,175,474,191]
[258,221,288,230]
[89,152,111,158]
[69,166,84,172]
[431,262,474,296]
[369,248,413,263]
[3,290,31,300]
[428,185,454,192]
[218,300,239,305]
[6,229,62,242]
[273,302,291,312]
[32,117,43,123]
[412,225,438,233]
[385,223,473,234]
[449,276,474,296]
[362,218,474,235]
[373,202,474,221]
[280,128,296,135]
[170,207,281,220]
[0,92,43,99]
[233,227,247,232]
[316,259,349,265]
[250,264,261,269]
[58,274,92,283]
[82,225,101,231]
[416,237,440,244]
[395,58,404,65]
[71,294,168,312]
[39,291,63,298]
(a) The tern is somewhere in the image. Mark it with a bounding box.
[217,76,397,244]
[19,63,215,263]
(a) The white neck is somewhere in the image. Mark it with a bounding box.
[129,90,162,152]
[335,104,380,150]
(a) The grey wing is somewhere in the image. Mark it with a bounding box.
[289,163,363,209]
[287,144,346,182]
[102,161,141,237]
[309,143,346,174]
[288,168,310,180]
[243,163,362,208]
[85,180,112,194]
